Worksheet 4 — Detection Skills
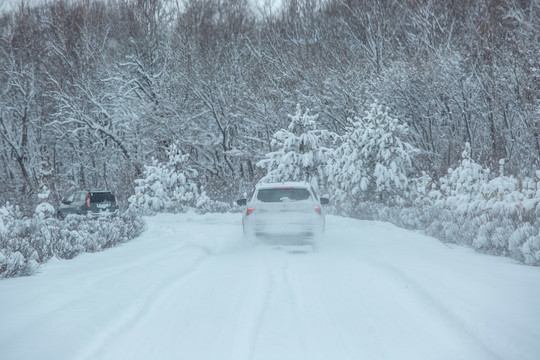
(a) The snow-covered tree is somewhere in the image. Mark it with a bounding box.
[257,105,336,191]
[0,202,23,234]
[129,144,203,213]
[35,157,55,220]
[328,102,417,205]
[440,143,488,197]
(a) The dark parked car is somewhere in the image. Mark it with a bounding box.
[57,190,119,219]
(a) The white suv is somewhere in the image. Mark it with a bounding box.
[236,181,329,242]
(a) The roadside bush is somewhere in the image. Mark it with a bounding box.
[129,144,207,214]
[348,147,540,266]
[356,171,540,265]
[0,208,146,279]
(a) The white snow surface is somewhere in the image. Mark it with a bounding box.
[0,213,539,360]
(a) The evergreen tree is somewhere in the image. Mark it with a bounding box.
[257,105,336,191]
[129,144,202,213]
[440,142,487,197]
[328,102,417,205]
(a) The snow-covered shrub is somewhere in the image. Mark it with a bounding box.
[35,203,55,220]
[328,102,417,206]
[0,211,146,279]
[195,194,235,213]
[0,252,31,278]
[35,157,55,220]
[440,221,460,243]
[351,201,383,221]
[508,223,537,262]
[435,143,491,216]
[397,207,430,230]
[441,143,487,197]
[348,145,539,265]
[489,218,516,255]
[409,172,439,206]
[129,144,204,214]
[0,202,24,226]
[522,233,540,266]
[473,220,498,252]
[257,105,337,191]
[426,218,444,239]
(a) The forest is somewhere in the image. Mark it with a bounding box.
[0,0,539,276]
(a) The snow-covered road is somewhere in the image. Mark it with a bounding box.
[1,213,539,360]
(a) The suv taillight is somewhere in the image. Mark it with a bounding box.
[85,193,91,207]
[314,207,322,215]
[246,208,254,216]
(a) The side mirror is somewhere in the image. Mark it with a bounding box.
[320,197,329,205]
[236,198,247,206]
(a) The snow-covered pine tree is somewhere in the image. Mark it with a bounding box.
[257,105,336,191]
[328,102,416,206]
[440,142,487,198]
[129,144,202,214]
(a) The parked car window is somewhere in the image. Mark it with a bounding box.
[75,192,86,202]
[90,192,115,202]
[66,194,75,203]
[310,186,319,200]
[257,188,311,202]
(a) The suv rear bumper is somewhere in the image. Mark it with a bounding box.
[244,218,324,238]
[88,209,119,218]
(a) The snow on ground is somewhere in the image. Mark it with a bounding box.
[0,213,539,360]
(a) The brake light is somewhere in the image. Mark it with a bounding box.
[85,193,91,207]
[314,207,322,215]
[246,208,255,216]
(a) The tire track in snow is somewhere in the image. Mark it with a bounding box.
[284,253,366,360]
[78,246,209,360]
[229,251,275,360]
[78,214,245,359]
[88,242,211,287]
[245,249,312,360]
[0,239,211,356]
[280,254,313,359]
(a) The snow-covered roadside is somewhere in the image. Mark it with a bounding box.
[0,213,539,360]
[0,210,145,278]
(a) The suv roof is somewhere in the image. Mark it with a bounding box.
[255,181,311,190]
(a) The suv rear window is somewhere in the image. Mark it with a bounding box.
[256,188,311,202]
[90,192,115,203]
